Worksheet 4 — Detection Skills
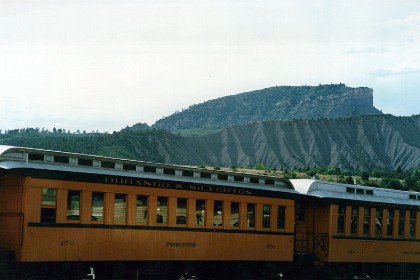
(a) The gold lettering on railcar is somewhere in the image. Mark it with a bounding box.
[104,177,254,195]
[402,251,420,255]
[166,242,197,248]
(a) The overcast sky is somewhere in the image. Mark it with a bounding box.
[1,0,419,133]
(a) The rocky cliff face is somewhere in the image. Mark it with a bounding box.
[153,84,382,132]
[184,115,420,171]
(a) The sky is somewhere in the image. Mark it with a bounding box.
[0,0,419,133]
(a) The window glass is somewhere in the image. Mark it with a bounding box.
[114,194,127,222]
[409,211,416,238]
[213,200,223,226]
[247,203,255,228]
[387,210,394,236]
[398,210,405,237]
[263,204,271,228]
[230,202,239,228]
[157,197,168,224]
[337,205,346,234]
[42,188,56,207]
[375,209,383,236]
[136,195,148,223]
[351,207,358,235]
[41,188,56,223]
[195,199,205,226]
[363,207,370,235]
[277,206,286,229]
[91,192,104,222]
[176,198,187,225]
[296,202,305,222]
[67,190,80,220]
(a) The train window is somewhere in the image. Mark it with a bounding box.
[101,161,115,169]
[182,171,194,177]
[195,200,205,226]
[363,207,370,235]
[213,201,223,226]
[200,172,211,179]
[176,198,187,225]
[398,210,405,237]
[337,205,346,234]
[409,194,416,200]
[250,177,259,184]
[375,209,383,236]
[91,192,104,222]
[346,187,355,193]
[28,153,44,161]
[356,189,364,194]
[123,164,136,171]
[136,195,148,223]
[54,156,69,164]
[114,194,127,223]
[387,210,394,237]
[67,190,81,221]
[157,197,168,224]
[351,207,358,235]
[78,158,93,166]
[409,211,416,238]
[234,176,244,182]
[163,168,176,175]
[296,202,305,222]
[144,166,156,173]
[41,188,57,223]
[366,190,374,195]
[277,206,286,229]
[247,204,255,228]
[230,202,240,228]
[263,204,271,229]
[265,179,274,185]
[217,174,228,181]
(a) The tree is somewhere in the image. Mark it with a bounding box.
[404,176,418,191]
[360,171,369,181]
[345,176,354,185]
[381,178,405,190]
[254,163,266,170]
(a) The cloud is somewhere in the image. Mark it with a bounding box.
[373,64,420,77]
[384,12,420,43]
[385,12,420,29]
[346,47,389,55]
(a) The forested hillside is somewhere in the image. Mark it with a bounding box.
[1,115,419,172]
[190,114,420,171]
[153,84,382,132]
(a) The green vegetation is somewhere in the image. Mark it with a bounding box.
[153,84,381,133]
[1,128,419,192]
[0,127,185,164]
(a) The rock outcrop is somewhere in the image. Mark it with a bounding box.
[153,84,382,132]
[184,115,420,171]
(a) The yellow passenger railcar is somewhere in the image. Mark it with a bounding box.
[0,146,297,279]
[291,179,420,279]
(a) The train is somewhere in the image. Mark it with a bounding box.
[0,145,419,279]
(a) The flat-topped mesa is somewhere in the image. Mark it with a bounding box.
[328,87,382,117]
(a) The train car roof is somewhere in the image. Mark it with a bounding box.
[290,179,420,207]
[0,145,297,195]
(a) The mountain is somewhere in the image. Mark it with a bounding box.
[187,115,420,171]
[153,84,382,132]
[2,115,419,171]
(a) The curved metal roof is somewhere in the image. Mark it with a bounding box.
[290,179,420,207]
[0,145,296,194]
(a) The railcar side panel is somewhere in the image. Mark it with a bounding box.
[21,226,294,262]
[0,174,24,252]
[17,176,296,262]
[328,238,420,263]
